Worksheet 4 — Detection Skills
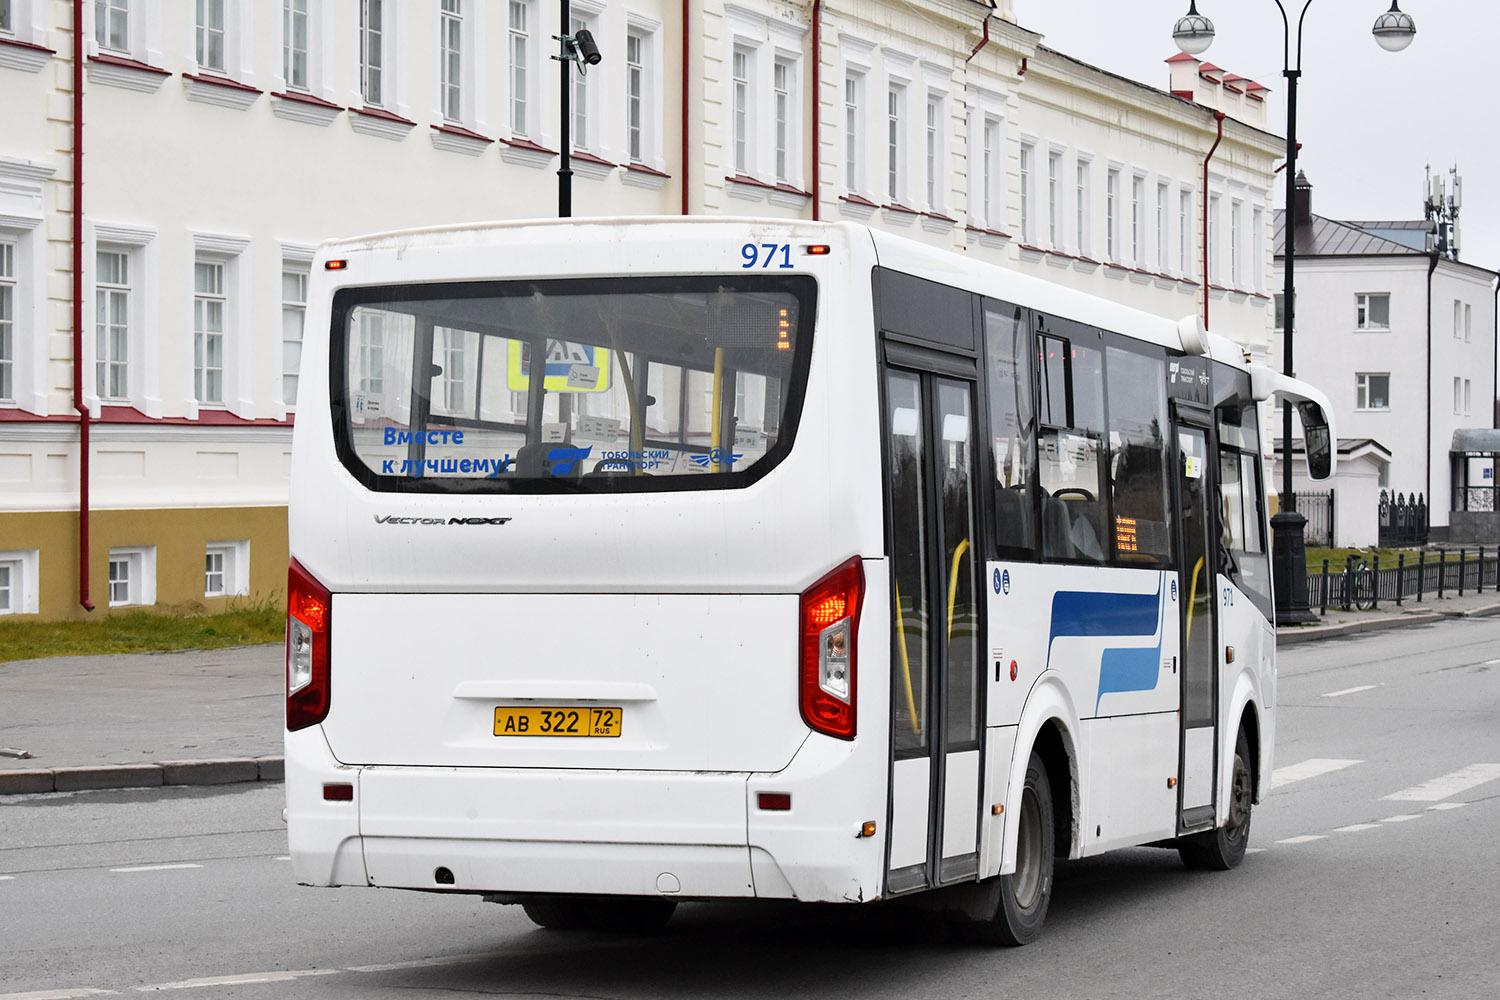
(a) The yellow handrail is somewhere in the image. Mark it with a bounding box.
[1186,556,1205,651]
[946,538,970,642]
[710,347,724,470]
[893,581,921,737]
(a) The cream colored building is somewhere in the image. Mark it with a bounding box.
[0,0,1282,619]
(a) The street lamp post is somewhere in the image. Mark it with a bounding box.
[554,1,602,219]
[1172,1,1415,625]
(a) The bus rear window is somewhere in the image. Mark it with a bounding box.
[330,275,816,492]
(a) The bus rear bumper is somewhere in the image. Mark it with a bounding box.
[285,733,886,903]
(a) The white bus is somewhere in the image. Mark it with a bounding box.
[285,218,1334,944]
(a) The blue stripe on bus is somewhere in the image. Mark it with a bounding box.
[1043,579,1167,713]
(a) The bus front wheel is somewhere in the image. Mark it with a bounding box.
[1177,730,1253,871]
[970,751,1055,946]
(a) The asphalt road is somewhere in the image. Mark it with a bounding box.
[2,617,1497,1000]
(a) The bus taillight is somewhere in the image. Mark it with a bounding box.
[799,557,865,741]
[286,559,333,732]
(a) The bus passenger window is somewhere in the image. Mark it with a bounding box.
[984,302,1035,556]
[1036,326,1107,564]
[1105,346,1172,566]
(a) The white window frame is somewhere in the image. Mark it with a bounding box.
[193,257,226,406]
[1105,166,1121,262]
[1230,199,1243,288]
[438,0,474,126]
[88,0,164,73]
[1156,179,1170,273]
[0,238,11,404]
[1356,372,1390,411]
[886,82,907,206]
[90,223,159,417]
[505,0,538,140]
[1208,193,1221,283]
[1252,205,1265,291]
[1,0,47,52]
[732,45,753,176]
[1179,186,1194,277]
[1074,154,1091,256]
[1465,303,1472,342]
[844,66,866,196]
[194,0,227,75]
[205,540,249,598]
[1017,139,1037,244]
[0,549,40,616]
[1356,292,1391,331]
[189,232,251,419]
[280,244,312,414]
[276,0,330,100]
[922,80,949,216]
[623,16,664,170]
[357,0,404,114]
[107,546,156,608]
[1047,148,1063,250]
[564,1,603,155]
[1131,172,1146,266]
[1464,378,1472,416]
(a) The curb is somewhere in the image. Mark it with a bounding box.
[0,756,284,796]
[1277,601,1500,645]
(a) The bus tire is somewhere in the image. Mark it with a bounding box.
[1177,730,1253,871]
[520,896,591,930]
[584,897,677,933]
[971,752,1054,946]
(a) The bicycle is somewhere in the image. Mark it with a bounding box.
[1351,560,1376,611]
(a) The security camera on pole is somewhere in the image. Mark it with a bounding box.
[555,2,602,219]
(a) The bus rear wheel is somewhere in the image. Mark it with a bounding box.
[584,897,677,932]
[1177,730,1253,871]
[969,752,1055,946]
[520,896,591,930]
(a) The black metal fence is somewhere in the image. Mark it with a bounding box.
[1378,491,1429,547]
[1293,490,1334,546]
[1304,549,1498,614]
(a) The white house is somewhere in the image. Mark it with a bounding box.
[1272,173,1499,545]
[1,0,1284,619]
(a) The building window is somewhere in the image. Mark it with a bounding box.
[439,0,462,122]
[1106,168,1120,261]
[196,0,226,73]
[1356,292,1390,330]
[732,47,752,175]
[282,0,308,88]
[626,31,645,162]
[0,550,39,615]
[359,0,385,107]
[193,260,225,405]
[844,73,862,193]
[1230,201,1243,287]
[1465,378,1472,416]
[1047,151,1062,248]
[357,311,384,395]
[205,540,249,598]
[282,266,307,407]
[0,240,12,402]
[1157,181,1170,272]
[1356,373,1390,411]
[95,0,129,52]
[1075,159,1090,255]
[1131,175,1145,264]
[95,249,129,401]
[1208,194,1221,283]
[1018,143,1033,243]
[1179,188,1192,275]
[0,0,11,33]
[773,58,793,183]
[570,12,594,151]
[1274,293,1295,332]
[886,84,904,204]
[107,546,155,608]
[509,0,530,136]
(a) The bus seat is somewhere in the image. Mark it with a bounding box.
[1041,493,1074,560]
[993,486,1029,549]
[1062,499,1106,562]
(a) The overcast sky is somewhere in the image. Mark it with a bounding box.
[1014,1,1500,275]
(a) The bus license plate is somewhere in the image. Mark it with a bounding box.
[493,706,622,738]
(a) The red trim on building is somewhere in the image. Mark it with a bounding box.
[840,193,879,208]
[882,202,919,216]
[964,224,1011,239]
[272,89,343,110]
[0,36,56,56]
[0,408,293,427]
[921,211,957,223]
[625,162,671,178]
[182,72,262,94]
[431,123,493,143]
[352,105,416,126]
[571,150,618,167]
[1171,89,1196,101]
[88,52,169,75]
[0,409,76,423]
[726,173,774,190]
[1164,51,1198,64]
[499,136,557,155]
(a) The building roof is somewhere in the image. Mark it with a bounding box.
[1452,429,1500,454]
[1273,209,1426,257]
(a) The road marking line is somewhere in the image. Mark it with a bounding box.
[1383,763,1500,802]
[1275,835,1327,845]
[0,989,119,999]
[1321,684,1379,698]
[1245,848,1267,854]
[1271,758,1362,789]
[135,970,337,992]
[1334,823,1382,833]
[0,875,15,880]
[1427,802,1467,811]
[1381,814,1422,823]
[108,864,203,874]
[274,856,290,861]
[1485,658,1500,665]
[347,953,500,973]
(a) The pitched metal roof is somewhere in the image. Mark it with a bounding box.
[1452,429,1500,454]
[1273,209,1427,257]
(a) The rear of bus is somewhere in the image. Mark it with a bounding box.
[284,219,894,907]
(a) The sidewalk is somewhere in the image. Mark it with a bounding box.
[5,585,1500,795]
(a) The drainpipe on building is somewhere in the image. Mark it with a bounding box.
[810,0,821,220]
[1201,111,1226,328]
[966,11,992,63]
[680,0,690,215]
[72,0,94,612]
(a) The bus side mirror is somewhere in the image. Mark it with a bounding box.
[1298,401,1333,481]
